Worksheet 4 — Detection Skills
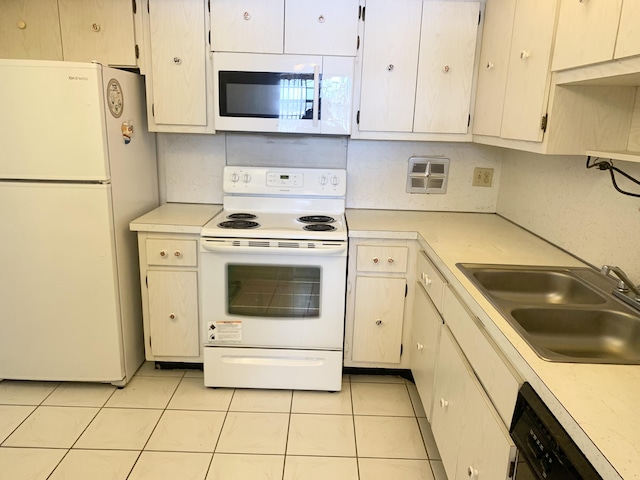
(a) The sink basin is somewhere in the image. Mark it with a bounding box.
[510,308,640,363]
[470,269,607,305]
[457,264,640,364]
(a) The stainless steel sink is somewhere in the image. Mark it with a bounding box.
[457,264,640,364]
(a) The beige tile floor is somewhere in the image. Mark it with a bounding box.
[0,363,448,480]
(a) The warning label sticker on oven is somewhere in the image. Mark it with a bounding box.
[207,321,242,343]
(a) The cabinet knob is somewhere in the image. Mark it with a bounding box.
[169,313,176,320]
[375,319,382,326]
[387,64,394,71]
[243,11,251,20]
[92,23,101,32]
[173,57,182,65]
[486,61,494,69]
[318,14,325,23]
[174,250,182,257]
[442,65,450,73]
[372,257,379,264]
[416,343,424,351]
[159,250,167,257]
[467,466,479,478]
[17,20,27,29]
[387,257,394,264]
[520,50,530,60]
[439,398,449,408]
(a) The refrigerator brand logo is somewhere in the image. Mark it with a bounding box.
[68,76,89,81]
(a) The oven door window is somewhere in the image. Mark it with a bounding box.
[219,71,320,120]
[227,264,320,318]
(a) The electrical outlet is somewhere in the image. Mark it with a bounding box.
[472,167,494,187]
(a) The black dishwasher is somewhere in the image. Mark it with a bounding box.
[510,383,602,480]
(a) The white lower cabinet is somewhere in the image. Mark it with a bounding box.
[136,232,203,362]
[432,327,517,480]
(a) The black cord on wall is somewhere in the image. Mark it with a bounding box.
[586,156,640,198]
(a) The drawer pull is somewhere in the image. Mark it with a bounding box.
[375,319,382,326]
[467,466,479,478]
[387,257,394,264]
[169,313,176,320]
[243,11,251,20]
[174,250,182,257]
[372,257,379,264]
[416,342,424,351]
[159,250,167,257]
[439,398,449,409]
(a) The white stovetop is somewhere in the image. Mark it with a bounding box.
[347,209,639,480]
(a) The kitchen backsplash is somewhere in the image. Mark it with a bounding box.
[497,151,640,281]
[157,133,502,211]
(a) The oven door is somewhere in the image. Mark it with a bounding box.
[200,238,347,350]
[213,52,353,135]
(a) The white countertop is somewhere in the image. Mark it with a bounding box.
[129,203,221,234]
[347,209,639,480]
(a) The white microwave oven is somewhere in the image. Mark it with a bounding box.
[213,52,354,135]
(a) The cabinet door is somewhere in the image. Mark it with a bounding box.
[431,328,468,479]
[500,0,557,142]
[552,0,622,71]
[414,1,479,134]
[472,0,517,137]
[0,0,62,60]
[58,0,137,66]
[284,0,360,56]
[410,284,442,422]
[148,271,199,357]
[210,0,284,53]
[352,276,406,363]
[358,0,422,132]
[148,0,207,126]
[615,0,640,60]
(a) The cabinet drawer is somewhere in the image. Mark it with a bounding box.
[443,286,520,425]
[356,245,408,273]
[146,239,197,267]
[416,250,446,312]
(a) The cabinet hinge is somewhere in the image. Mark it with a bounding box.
[360,6,366,21]
[146,0,149,13]
[541,114,548,132]
[478,10,481,25]
[405,284,408,297]
[152,104,154,117]
[132,0,137,14]
[468,114,471,127]
[135,44,139,59]
[145,275,148,287]
[356,35,360,50]
[400,344,403,356]
[208,0,210,13]
[356,110,360,124]
[208,30,211,46]
[508,461,516,478]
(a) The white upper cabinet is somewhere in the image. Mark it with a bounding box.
[284,0,360,56]
[144,0,212,132]
[414,1,480,134]
[210,0,284,54]
[0,0,137,66]
[0,0,63,60]
[552,0,623,71]
[356,0,480,138]
[358,0,423,132]
[614,0,640,60]
[210,0,360,56]
[472,0,517,137]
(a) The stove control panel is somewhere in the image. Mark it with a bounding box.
[224,167,347,196]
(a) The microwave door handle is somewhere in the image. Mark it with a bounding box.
[313,64,320,127]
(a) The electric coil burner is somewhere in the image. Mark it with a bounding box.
[200,166,348,392]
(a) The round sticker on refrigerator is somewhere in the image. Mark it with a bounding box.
[107,78,124,118]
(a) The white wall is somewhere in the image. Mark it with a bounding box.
[497,150,640,280]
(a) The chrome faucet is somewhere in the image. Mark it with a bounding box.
[600,265,640,300]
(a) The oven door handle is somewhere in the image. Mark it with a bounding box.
[201,240,347,256]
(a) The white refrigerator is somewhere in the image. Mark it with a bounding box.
[0,60,158,386]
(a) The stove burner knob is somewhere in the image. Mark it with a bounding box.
[160,250,167,257]
[242,173,251,183]
[230,173,240,183]
[319,175,329,185]
[331,175,340,186]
